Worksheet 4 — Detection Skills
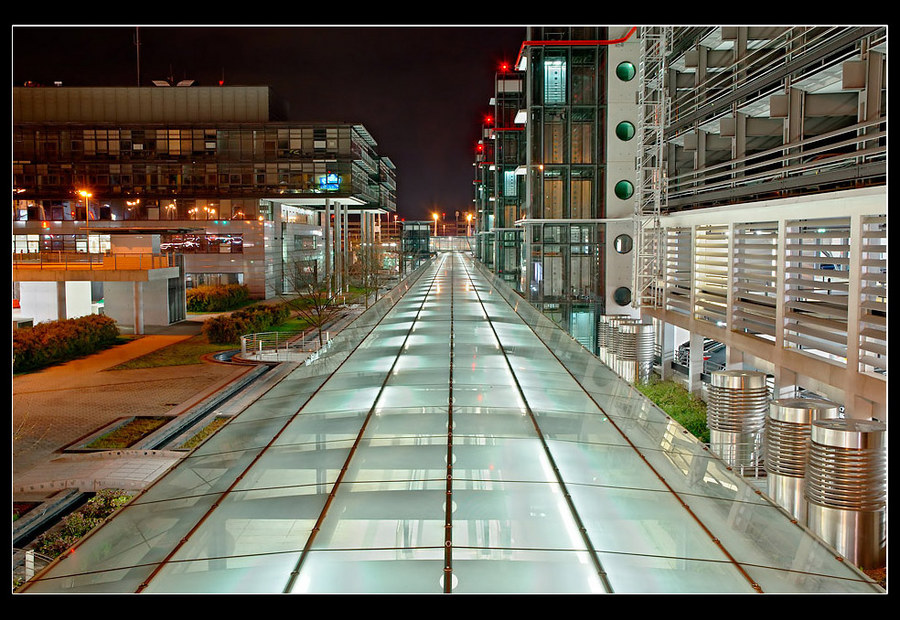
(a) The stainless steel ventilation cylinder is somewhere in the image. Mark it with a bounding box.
[764,398,842,521]
[598,314,630,366]
[805,418,886,570]
[614,322,655,384]
[706,370,769,476]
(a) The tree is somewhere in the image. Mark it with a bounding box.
[350,242,396,309]
[280,259,345,347]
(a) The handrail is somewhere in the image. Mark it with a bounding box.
[12,252,178,270]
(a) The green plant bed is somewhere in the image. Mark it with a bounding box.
[178,416,230,450]
[635,379,710,443]
[84,417,169,450]
[29,489,134,560]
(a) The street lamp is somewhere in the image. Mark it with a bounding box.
[432,212,438,236]
[78,190,92,253]
[466,212,473,237]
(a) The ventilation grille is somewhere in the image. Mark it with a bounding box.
[692,225,729,325]
[784,218,850,364]
[664,227,692,315]
[732,221,778,340]
[858,214,886,375]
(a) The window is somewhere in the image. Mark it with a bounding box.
[543,57,567,105]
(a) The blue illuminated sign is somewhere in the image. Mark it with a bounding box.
[318,173,341,191]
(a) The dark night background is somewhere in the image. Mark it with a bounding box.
[12,25,528,221]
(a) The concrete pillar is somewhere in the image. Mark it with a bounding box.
[773,365,798,399]
[324,199,332,292]
[657,319,676,380]
[688,331,704,395]
[342,204,350,292]
[133,281,144,335]
[56,281,67,320]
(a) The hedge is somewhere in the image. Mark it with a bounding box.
[186,284,250,312]
[202,303,291,344]
[13,314,121,373]
[31,489,134,559]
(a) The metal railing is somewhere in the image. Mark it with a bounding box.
[12,252,179,271]
[240,329,331,362]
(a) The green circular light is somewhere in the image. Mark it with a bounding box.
[614,180,634,200]
[615,121,635,141]
[616,61,636,81]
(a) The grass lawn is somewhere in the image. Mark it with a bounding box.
[635,379,710,443]
[108,334,235,370]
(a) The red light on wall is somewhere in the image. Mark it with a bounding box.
[499,62,510,72]
[41,220,49,229]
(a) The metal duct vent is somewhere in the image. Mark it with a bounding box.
[598,314,632,366]
[706,370,769,476]
[805,418,886,569]
[614,322,655,384]
[764,397,842,521]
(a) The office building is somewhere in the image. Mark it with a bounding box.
[13,85,397,331]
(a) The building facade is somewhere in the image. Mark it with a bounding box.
[474,26,886,420]
[475,27,641,351]
[13,85,397,330]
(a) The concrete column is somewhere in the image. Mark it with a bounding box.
[773,366,798,399]
[657,319,676,380]
[688,331,704,395]
[133,281,144,335]
[324,199,332,292]
[342,204,350,292]
[56,281,67,320]
[334,202,342,293]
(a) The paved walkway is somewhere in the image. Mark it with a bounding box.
[13,318,251,500]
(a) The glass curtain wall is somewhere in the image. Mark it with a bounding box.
[524,29,608,353]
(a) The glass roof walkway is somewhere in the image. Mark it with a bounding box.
[22,252,882,594]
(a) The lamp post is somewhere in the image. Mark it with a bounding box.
[78,190,92,253]
[466,213,473,237]
[432,212,438,236]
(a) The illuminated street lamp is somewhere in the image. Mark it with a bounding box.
[78,189,92,252]
[466,212,473,236]
[432,212,438,236]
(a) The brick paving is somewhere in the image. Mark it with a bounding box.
[13,323,250,498]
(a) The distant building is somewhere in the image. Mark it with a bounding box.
[13,85,396,331]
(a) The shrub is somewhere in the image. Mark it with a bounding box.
[186,284,250,312]
[202,302,291,344]
[635,379,710,443]
[13,314,120,373]
[31,489,134,559]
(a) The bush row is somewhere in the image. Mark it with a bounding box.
[186,284,250,312]
[13,314,120,373]
[31,489,134,559]
[202,303,291,344]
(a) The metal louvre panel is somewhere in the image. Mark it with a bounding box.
[664,227,692,315]
[858,215,886,374]
[692,225,728,325]
[784,218,850,364]
[733,222,778,338]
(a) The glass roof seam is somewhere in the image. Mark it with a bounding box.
[459,252,615,594]
[284,256,448,593]
[132,259,442,594]
[470,258,767,594]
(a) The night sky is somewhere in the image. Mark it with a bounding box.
[12,25,528,221]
